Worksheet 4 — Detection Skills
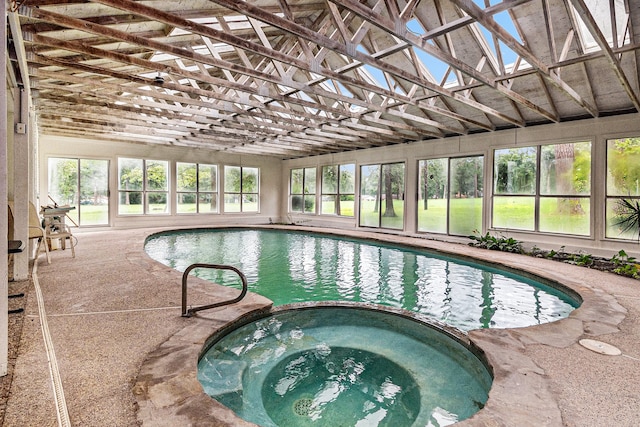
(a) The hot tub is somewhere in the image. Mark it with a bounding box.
[198,303,492,426]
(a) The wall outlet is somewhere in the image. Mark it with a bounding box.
[15,123,26,134]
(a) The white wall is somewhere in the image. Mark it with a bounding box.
[282,113,640,258]
[37,113,640,257]
[38,135,283,229]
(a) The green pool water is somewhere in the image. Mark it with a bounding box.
[198,306,492,427]
[145,228,579,331]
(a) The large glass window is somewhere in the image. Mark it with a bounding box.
[606,137,640,240]
[177,163,218,214]
[449,156,484,236]
[359,162,405,230]
[290,167,316,213]
[539,142,591,235]
[493,147,536,230]
[417,158,448,233]
[491,142,591,236]
[224,166,259,213]
[118,158,169,215]
[321,164,355,216]
[48,157,109,226]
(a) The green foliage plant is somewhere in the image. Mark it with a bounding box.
[611,250,640,279]
[612,199,640,241]
[546,246,565,259]
[569,252,594,267]
[468,231,523,254]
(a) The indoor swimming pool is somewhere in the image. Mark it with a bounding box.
[144,228,579,331]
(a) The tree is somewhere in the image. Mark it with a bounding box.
[494,148,536,194]
[339,167,355,193]
[452,157,482,198]
[543,142,591,215]
[50,159,78,205]
[383,165,395,217]
[177,163,197,204]
[119,162,143,205]
[146,161,168,191]
[322,165,337,193]
[80,159,108,205]
[382,163,405,217]
[609,138,640,195]
[420,159,446,209]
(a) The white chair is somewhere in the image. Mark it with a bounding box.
[41,205,76,259]
[9,201,50,264]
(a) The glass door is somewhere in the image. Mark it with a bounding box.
[48,158,110,226]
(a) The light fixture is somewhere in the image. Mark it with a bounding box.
[154,72,164,84]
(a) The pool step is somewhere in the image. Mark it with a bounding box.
[199,360,247,409]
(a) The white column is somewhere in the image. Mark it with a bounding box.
[1,0,10,377]
[12,87,29,280]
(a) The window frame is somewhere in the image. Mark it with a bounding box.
[289,166,317,214]
[117,157,169,216]
[176,162,218,214]
[605,137,640,241]
[358,161,406,230]
[223,165,260,213]
[416,155,484,236]
[320,163,355,217]
[491,141,592,236]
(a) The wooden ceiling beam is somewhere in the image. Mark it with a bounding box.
[451,0,599,117]
[567,0,640,111]
[211,0,517,128]
[26,1,460,139]
[329,0,557,123]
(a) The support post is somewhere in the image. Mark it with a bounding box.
[1,0,10,377]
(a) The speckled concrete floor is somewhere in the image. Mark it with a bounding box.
[4,226,639,426]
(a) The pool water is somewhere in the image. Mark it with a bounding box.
[198,306,492,427]
[145,228,579,331]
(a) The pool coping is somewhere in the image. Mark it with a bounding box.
[133,225,629,426]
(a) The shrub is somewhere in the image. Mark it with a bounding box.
[468,231,523,254]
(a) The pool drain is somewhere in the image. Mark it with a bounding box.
[293,398,313,416]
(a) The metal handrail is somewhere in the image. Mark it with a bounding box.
[181,263,248,317]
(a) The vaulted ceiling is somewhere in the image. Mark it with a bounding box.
[7,0,640,158]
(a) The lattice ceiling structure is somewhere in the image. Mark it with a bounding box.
[6,0,640,158]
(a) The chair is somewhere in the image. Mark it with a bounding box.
[43,208,76,259]
[8,201,50,264]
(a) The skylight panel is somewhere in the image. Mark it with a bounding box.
[406,18,424,37]
[335,81,354,98]
[493,11,522,44]
[361,64,390,91]
[411,47,456,85]
[571,0,629,53]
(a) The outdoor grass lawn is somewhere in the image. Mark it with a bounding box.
[321,200,355,217]
[417,198,482,235]
[359,200,404,229]
[96,197,597,237]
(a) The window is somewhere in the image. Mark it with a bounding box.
[177,163,218,214]
[224,166,259,213]
[48,158,109,226]
[417,158,448,233]
[290,167,316,213]
[118,158,169,215]
[359,162,405,230]
[493,147,536,230]
[571,0,629,54]
[492,142,591,236]
[449,156,484,236]
[417,156,483,236]
[606,137,640,240]
[321,164,355,216]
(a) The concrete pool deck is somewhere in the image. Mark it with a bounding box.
[2,226,639,426]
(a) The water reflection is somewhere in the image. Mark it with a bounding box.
[145,229,577,330]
